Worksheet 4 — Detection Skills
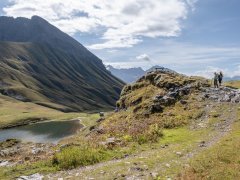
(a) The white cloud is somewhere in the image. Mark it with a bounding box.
[100,41,240,75]
[193,66,240,79]
[136,54,151,61]
[3,0,197,49]
[185,0,198,10]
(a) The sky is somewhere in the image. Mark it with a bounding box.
[0,0,240,78]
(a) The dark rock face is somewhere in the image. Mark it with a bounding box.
[150,85,192,114]
[0,16,125,111]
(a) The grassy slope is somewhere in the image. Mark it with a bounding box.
[180,107,240,179]
[225,80,240,89]
[0,41,124,112]
[0,94,84,129]
[45,103,239,179]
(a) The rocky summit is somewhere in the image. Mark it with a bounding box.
[117,70,240,118]
[117,69,210,116]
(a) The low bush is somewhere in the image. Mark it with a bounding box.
[133,124,163,144]
[52,145,109,169]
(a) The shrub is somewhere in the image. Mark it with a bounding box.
[53,145,108,169]
[123,135,132,142]
[147,124,163,142]
[135,134,148,145]
[133,124,163,144]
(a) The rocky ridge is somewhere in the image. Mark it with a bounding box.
[117,70,240,116]
[117,70,210,116]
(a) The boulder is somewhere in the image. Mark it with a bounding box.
[131,97,142,106]
[178,85,191,96]
[17,173,43,180]
[153,95,163,103]
[180,100,188,105]
[231,95,240,103]
[149,103,163,114]
[145,72,156,83]
[160,96,176,106]
[96,118,105,123]
[31,147,44,155]
[101,137,121,147]
[0,161,10,167]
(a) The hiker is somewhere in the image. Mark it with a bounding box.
[218,71,223,86]
[213,72,219,88]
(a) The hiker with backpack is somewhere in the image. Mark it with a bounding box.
[213,72,219,88]
[218,71,223,86]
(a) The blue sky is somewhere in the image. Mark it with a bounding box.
[0,0,240,77]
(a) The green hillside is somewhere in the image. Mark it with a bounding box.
[0,42,124,111]
[0,16,124,112]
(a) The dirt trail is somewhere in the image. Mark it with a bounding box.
[45,101,238,180]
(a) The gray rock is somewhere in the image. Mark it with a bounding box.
[201,86,240,103]
[176,152,182,156]
[149,103,163,114]
[199,141,207,147]
[231,95,240,103]
[32,147,44,155]
[180,100,187,105]
[0,161,9,167]
[17,173,43,180]
[165,163,171,168]
[101,137,121,146]
[150,172,159,178]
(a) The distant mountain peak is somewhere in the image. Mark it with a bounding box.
[31,15,45,21]
[107,65,175,83]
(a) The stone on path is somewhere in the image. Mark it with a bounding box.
[17,173,43,180]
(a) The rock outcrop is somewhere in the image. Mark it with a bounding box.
[201,87,240,103]
[116,70,210,115]
[91,70,239,144]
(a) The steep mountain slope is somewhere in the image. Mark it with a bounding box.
[107,65,175,83]
[0,16,124,111]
